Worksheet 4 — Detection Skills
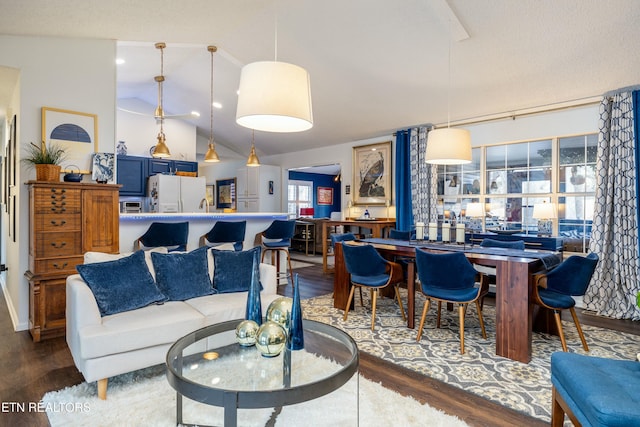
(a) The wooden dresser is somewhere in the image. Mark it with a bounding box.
[25,181,120,342]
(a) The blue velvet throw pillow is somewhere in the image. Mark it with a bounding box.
[76,250,167,316]
[151,246,215,301]
[212,246,263,294]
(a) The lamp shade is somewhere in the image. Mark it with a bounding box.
[236,61,313,133]
[532,202,557,219]
[425,128,472,165]
[152,132,171,158]
[466,202,484,218]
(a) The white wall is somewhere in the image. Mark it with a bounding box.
[117,98,197,160]
[0,35,117,331]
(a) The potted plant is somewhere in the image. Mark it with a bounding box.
[23,141,67,182]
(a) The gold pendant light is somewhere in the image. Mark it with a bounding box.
[204,45,220,162]
[152,42,171,158]
[246,130,260,167]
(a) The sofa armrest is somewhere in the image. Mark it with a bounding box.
[259,263,277,296]
[66,274,102,359]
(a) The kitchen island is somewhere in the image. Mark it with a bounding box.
[119,212,289,253]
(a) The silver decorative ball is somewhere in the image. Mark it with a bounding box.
[235,320,260,347]
[255,321,287,357]
[266,297,293,330]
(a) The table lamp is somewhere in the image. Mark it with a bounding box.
[532,201,557,236]
[465,202,484,245]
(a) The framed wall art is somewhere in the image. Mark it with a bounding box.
[317,186,333,205]
[42,107,98,174]
[352,141,392,205]
[206,184,215,206]
[216,178,236,210]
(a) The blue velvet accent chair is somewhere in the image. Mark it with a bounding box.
[480,238,525,250]
[414,249,489,354]
[389,229,411,240]
[199,220,246,251]
[551,352,640,426]
[341,243,406,331]
[135,222,189,252]
[260,219,296,288]
[532,252,599,352]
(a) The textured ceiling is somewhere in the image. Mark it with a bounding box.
[1,0,639,158]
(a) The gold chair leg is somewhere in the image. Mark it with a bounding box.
[570,307,589,351]
[553,310,568,352]
[285,248,294,289]
[458,304,466,354]
[370,289,378,331]
[416,299,431,341]
[97,378,108,400]
[343,285,356,321]
[475,300,487,339]
[394,285,406,322]
[436,301,442,329]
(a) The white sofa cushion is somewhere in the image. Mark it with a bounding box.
[186,291,280,326]
[78,301,204,359]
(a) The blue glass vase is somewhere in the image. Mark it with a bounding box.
[245,250,262,325]
[287,274,304,350]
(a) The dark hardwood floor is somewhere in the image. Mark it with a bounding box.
[1,262,638,426]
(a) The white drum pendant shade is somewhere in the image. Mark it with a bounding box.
[425,128,472,164]
[236,61,313,133]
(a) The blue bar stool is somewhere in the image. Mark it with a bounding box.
[260,219,296,288]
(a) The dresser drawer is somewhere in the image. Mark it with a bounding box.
[34,213,81,232]
[33,256,84,274]
[35,232,82,257]
[34,188,81,214]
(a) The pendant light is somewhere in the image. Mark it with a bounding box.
[204,45,220,162]
[235,6,313,133]
[152,42,171,158]
[425,21,471,165]
[246,130,261,167]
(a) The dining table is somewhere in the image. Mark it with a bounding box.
[333,238,563,363]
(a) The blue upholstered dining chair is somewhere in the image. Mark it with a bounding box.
[199,220,246,251]
[330,232,357,249]
[260,219,296,288]
[341,243,406,331]
[135,222,189,252]
[532,252,599,352]
[480,238,525,250]
[414,248,489,354]
[389,229,411,240]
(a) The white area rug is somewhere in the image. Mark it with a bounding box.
[43,357,467,427]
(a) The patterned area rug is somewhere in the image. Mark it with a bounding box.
[301,291,640,423]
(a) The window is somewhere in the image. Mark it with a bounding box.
[288,180,313,217]
[436,133,597,252]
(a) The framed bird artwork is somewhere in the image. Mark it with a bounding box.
[352,141,392,205]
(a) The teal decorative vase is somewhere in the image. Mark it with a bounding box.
[287,274,304,350]
[245,249,262,325]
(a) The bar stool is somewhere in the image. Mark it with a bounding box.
[260,219,296,288]
[135,222,189,252]
[199,220,246,251]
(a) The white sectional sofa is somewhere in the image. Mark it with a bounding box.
[66,247,278,400]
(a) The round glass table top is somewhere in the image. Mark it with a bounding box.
[166,319,359,410]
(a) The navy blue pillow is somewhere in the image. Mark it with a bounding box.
[480,238,525,250]
[76,250,167,316]
[151,246,215,301]
[212,246,262,294]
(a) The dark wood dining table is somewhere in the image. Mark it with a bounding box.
[333,238,562,363]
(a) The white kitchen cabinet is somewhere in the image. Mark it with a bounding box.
[236,165,282,212]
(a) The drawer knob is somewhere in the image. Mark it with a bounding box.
[50,220,67,227]
[50,207,66,213]
[52,262,68,269]
[51,242,67,249]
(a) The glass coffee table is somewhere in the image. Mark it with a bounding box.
[166,319,359,427]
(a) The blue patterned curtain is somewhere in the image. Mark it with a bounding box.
[584,89,640,320]
[394,130,413,231]
[410,127,438,225]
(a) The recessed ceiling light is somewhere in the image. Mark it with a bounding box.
[212,102,222,109]
[115,58,125,65]
[190,111,200,117]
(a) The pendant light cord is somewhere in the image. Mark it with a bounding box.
[446,18,452,129]
[210,46,215,144]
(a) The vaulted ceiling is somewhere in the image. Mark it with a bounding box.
[1,0,639,157]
